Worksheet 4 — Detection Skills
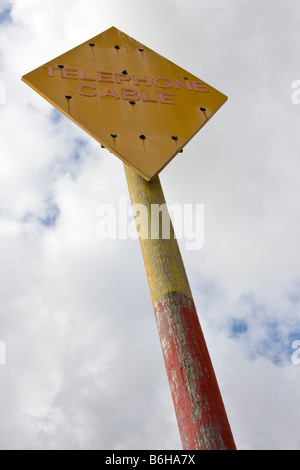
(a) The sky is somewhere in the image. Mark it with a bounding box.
[0,0,300,450]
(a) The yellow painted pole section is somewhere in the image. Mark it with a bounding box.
[124,163,236,451]
[124,164,192,305]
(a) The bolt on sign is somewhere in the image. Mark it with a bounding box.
[22,27,227,181]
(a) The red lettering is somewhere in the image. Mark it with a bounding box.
[133,76,151,86]
[80,70,96,81]
[42,66,59,77]
[61,68,78,79]
[153,77,172,88]
[192,81,209,92]
[173,79,192,91]
[77,85,97,97]
[141,90,158,103]
[115,73,131,84]
[100,87,120,99]
[97,72,114,83]
[121,89,140,101]
[159,92,176,105]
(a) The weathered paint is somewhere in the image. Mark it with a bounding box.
[154,291,235,450]
[125,164,236,450]
[124,164,192,304]
[22,26,227,181]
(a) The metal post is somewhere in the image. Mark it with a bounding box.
[124,164,236,451]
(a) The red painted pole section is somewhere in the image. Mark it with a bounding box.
[125,165,236,450]
[154,292,235,450]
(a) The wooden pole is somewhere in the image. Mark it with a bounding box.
[124,164,236,450]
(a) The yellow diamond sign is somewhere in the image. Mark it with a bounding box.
[22,26,227,181]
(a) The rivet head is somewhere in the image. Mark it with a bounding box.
[122,70,128,75]
[139,48,144,52]
[139,134,146,140]
[111,133,117,138]
[171,135,178,140]
[130,100,136,105]
[114,45,120,49]
[65,95,72,99]
[58,64,64,68]
[200,107,207,112]
[89,43,95,47]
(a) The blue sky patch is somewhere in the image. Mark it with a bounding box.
[72,138,87,161]
[230,319,248,337]
[38,203,60,228]
[288,331,300,345]
[255,336,283,365]
[0,7,12,23]
[287,281,300,305]
[50,109,63,124]
[230,293,300,366]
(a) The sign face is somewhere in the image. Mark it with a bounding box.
[22,27,227,181]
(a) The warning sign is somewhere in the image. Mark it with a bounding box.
[22,27,227,180]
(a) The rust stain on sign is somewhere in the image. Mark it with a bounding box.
[22,26,227,181]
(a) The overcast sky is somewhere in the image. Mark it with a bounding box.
[1,0,300,450]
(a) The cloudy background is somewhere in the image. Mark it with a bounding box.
[0,0,300,450]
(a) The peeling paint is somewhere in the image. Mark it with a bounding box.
[154,292,235,450]
[125,164,236,450]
